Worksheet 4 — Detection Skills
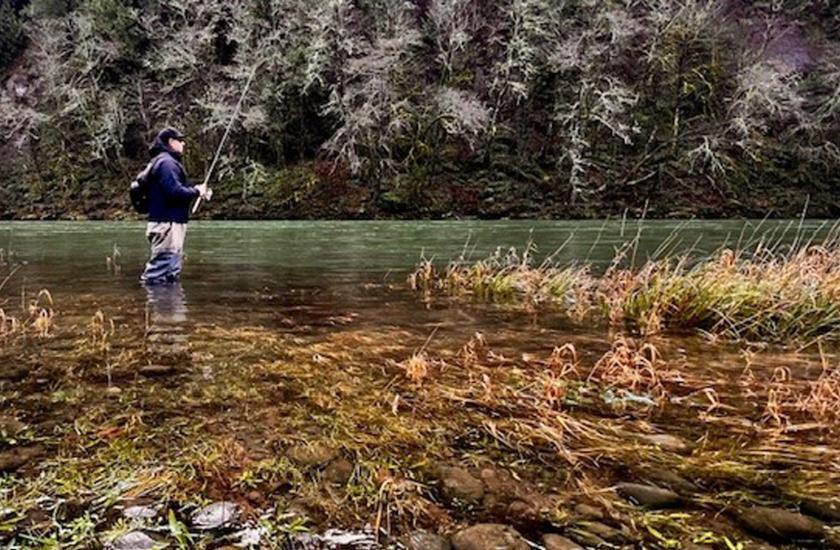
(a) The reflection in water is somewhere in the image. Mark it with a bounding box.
[144,282,189,356]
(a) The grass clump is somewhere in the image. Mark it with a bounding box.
[410,240,840,343]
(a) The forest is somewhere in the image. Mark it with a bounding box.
[1,0,839,219]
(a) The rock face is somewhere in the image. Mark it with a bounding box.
[438,466,485,504]
[542,533,584,550]
[0,445,43,473]
[108,530,157,550]
[451,524,529,550]
[191,501,240,531]
[616,483,683,509]
[733,506,825,542]
[403,530,451,550]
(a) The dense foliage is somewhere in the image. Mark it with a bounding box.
[1,0,839,218]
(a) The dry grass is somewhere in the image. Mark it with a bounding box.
[410,240,840,343]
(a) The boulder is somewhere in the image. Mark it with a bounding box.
[733,506,824,542]
[451,524,529,550]
[403,530,451,550]
[616,483,683,509]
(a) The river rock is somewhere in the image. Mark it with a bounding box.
[324,458,354,485]
[191,501,240,531]
[573,503,604,520]
[403,530,451,550]
[123,504,158,520]
[800,497,840,523]
[638,433,691,454]
[572,521,624,543]
[108,530,157,550]
[285,443,337,468]
[645,469,699,494]
[616,483,683,508]
[733,506,825,542]
[0,445,44,472]
[438,466,485,504]
[138,364,176,376]
[0,416,26,435]
[542,533,584,550]
[451,524,529,550]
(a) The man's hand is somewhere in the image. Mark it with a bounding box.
[195,183,212,200]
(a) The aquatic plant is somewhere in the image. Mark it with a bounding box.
[410,238,840,344]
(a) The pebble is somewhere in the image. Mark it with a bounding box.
[800,497,840,523]
[573,503,604,520]
[0,416,26,435]
[451,524,529,550]
[616,482,683,509]
[191,501,240,531]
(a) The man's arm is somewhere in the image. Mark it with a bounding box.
[158,159,199,202]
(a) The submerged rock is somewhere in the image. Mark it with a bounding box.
[0,416,26,435]
[575,521,624,543]
[139,364,176,376]
[122,504,158,520]
[451,524,529,550]
[616,482,683,509]
[638,433,691,454]
[438,466,485,504]
[285,443,337,468]
[403,530,451,550]
[0,445,44,473]
[800,497,840,523]
[542,533,584,550]
[733,506,825,542]
[191,501,240,531]
[108,530,157,550]
[324,458,354,485]
[644,469,699,494]
[573,503,604,520]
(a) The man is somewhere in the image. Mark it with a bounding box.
[140,127,210,285]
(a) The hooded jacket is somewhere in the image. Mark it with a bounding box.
[146,133,199,224]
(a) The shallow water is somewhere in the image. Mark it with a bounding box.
[1,220,838,549]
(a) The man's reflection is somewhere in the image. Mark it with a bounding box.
[144,282,189,357]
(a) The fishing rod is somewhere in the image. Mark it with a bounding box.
[192,61,261,214]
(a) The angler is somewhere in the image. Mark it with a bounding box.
[139,127,210,285]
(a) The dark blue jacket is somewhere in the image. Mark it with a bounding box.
[147,136,199,224]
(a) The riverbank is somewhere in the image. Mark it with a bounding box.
[0,161,835,221]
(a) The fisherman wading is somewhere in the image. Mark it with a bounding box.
[140,128,210,285]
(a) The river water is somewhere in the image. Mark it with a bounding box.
[0,220,837,549]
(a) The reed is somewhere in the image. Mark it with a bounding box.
[410,237,840,343]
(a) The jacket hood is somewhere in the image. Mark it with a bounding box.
[149,131,182,161]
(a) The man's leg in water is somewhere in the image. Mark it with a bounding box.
[141,222,188,284]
